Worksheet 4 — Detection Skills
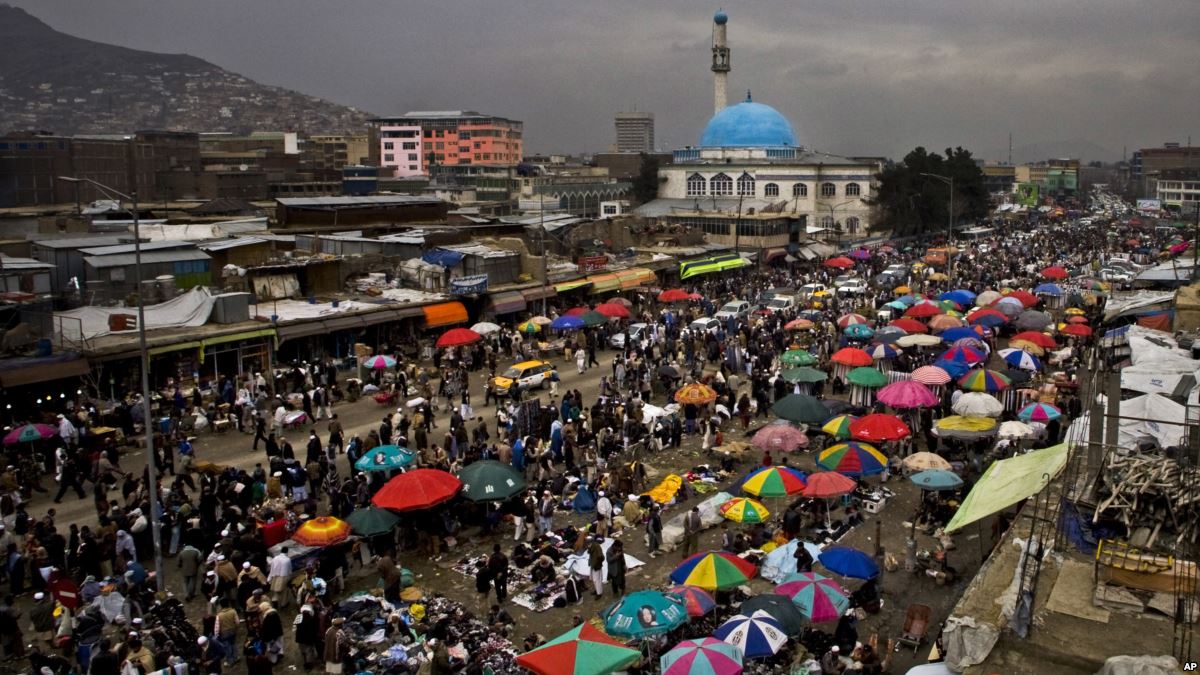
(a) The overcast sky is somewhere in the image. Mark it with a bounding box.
[12,0,1200,161]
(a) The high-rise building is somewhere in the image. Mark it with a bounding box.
[614,112,655,153]
[372,111,523,178]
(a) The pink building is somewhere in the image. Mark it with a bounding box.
[375,111,523,178]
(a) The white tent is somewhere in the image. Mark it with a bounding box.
[1065,393,1188,449]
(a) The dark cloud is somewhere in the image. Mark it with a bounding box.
[10,0,1199,159]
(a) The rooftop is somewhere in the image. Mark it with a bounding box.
[275,196,444,208]
[78,240,197,256]
[84,249,211,268]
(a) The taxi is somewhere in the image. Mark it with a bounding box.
[491,360,556,396]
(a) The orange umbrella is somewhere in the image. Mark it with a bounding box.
[675,382,718,405]
[292,516,351,547]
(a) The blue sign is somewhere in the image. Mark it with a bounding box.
[450,274,488,295]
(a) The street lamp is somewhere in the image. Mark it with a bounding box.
[920,172,955,282]
[820,199,858,250]
[56,176,165,593]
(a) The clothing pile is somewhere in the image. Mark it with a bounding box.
[421,596,520,673]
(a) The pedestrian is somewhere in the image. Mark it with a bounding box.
[682,506,702,559]
[646,504,663,558]
[576,347,587,374]
[214,599,240,667]
[537,490,555,535]
[587,536,606,598]
[474,560,492,615]
[295,602,322,669]
[268,547,292,608]
[488,543,509,605]
[794,540,814,573]
[606,539,627,598]
[595,490,612,537]
[323,617,348,675]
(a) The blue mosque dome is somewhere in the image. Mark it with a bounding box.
[699,93,796,148]
[714,10,728,25]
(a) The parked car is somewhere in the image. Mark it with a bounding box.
[797,283,828,299]
[836,278,870,296]
[609,322,650,350]
[714,300,751,322]
[687,317,721,335]
[491,360,556,396]
[765,295,798,314]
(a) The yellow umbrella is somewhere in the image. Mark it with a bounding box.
[1008,339,1044,356]
[293,516,351,547]
[901,451,952,471]
[517,320,542,334]
[675,382,718,405]
[893,285,912,296]
[1064,307,1085,316]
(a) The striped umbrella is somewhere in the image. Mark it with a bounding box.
[836,313,868,328]
[720,497,770,524]
[713,611,788,659]
[670,552,758,591]
[775,572,850,623]
[517,320,542,334]
[818,442,888,476]
[876,380,938,409]
[3,423,55,445]
[940,345,987,364]
[957,369,1012,392]
[516,623,641,675]
[999,348,1042,371]
[666,586,717,618]
[741,466,808,498]
[293,516,351,547]
[675,383,719,405]
[1018,402,1062,422]
[362,355,396,369]
[867,343,902,360]
[821,414,857,440]
[660,638,744,675]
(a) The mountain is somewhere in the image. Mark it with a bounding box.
[0,4,373,136]
[976,137,1122,165]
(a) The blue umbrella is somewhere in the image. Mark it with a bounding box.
[909,469,964,491]
[885,300,909,311]
[843,324,875,340]
[818,546,879,580]
[940,327,980,342]
[1000,348,1042,371]
[932,358,971,379]
[897,294,917,306]
[940,290,976,306]
[550,315,584,330]
[971,313,1007,329]
[354,445,415,472]
[713,611,788,659]
[1033,283,1063,297]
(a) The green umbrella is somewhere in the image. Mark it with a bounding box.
[516,623,641,675]
[354,445,415,472]
[781,349,817,367]
[781,367,827,384]
[345,507,402,536]
[580,311,607,327]
[602,590,688,638]
[847,366,888,388]
[458,459,527,501]
[771,394,830,424]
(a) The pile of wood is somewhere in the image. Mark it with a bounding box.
[1095,451,1200,549]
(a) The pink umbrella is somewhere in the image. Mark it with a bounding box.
[752,424,809,452]
[911,365,952,386]
[876,380,938,409]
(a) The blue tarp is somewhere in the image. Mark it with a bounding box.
[422,248,465,268]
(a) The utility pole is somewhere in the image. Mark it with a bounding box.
[920,172,956,283]
[734,195,743,255]
[540,194,548,316]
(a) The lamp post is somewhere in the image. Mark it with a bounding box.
[57,176,165,593]
[821,199,857,250]
[920,172,955,282]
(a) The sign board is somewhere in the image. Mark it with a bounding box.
[1137,198,1162,213]
[449,274,489,295]
[1016,183,1040,207]
[577,255,608,274]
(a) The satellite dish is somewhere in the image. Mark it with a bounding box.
[239,164,249,172]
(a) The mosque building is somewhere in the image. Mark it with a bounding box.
[638,10,881,258]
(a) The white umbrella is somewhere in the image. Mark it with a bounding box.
[998,420,1035,439]
[897,334,943,348]
[952,392,1004,418]
[471,322,501,335]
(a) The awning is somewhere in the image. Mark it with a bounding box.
[613,267,656,290]
[764,248,788,262]
[522,286,557,301]
[422,301,468,328]
[945,442,1069,533]
[421,248,465,268]
[0,357,91,387]
[488,291,527,315]
[554,280,591,293]
[275,307,425,345]
[587,273,621,294]
[198,328,277,363]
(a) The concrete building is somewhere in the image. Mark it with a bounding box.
[981,164,1016,195]
[373,111,524,178]
[1133,143,1200,197]
[1016,159,1079,197]
[614,112,655,153]
[593,152,673,181]
[305,134,371,180]
[1156,168,1200,212]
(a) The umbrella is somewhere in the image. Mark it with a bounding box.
[739,594,806,636]
[517,320,542,334]
[771,394,830,424]
[579,311,608,327]
[940,326,981,343]
[353,445,416,472]
[658,289,692,303]
[823,399,857,417]
[941,289,976,306]
[1061,323,1092,337]
[847,367,888,388]
[952,392,1004,418]
[901,451,952,471]
[435,327,482,348]
[824,256,854,269]
[967,308,1008,327]
[837,313,868,328]
[595,303,630,319]
[999,348,1042,371]
[741,466,808,497]
[371,469,462,511]
[818,442,888,476]
[720,497,771,524]
[1018,402,1062,422]
[831,347,873,367]
[670,552,758,590]
[529,315,553,326]
[1008,340,1046,356]
[775,572,850,623]
[1006,290,1039,307]
[1011,331,1057,349]
[889,318,929,334]
[1016,311,1053,331]
[345,507,401,537]
[821,414,858,440]
[751,425,809,453]
[362,355,396,369]
[608,297,633,308]
[998,420,1037,439]
[850,413,911,442]
[958,369,1011,392]
[940,345,987,365]
[950,337,987,352]
[929,314,964,332]
[975,290,1002,306]
[602,590,688,638]
[516,623,640,675]
[676,383,719,405]
[781,349,818,367]
[660,638,744,675]
[550,315,585,331]
[458,459,527,501]
[1067,315,1089,324]
[1033,283,1063,296]
[905,302,942,318]
[818,546,879,579]
[470,322,501,335]
[785,318,815,331]
[803,471,856,498]
[910,469,964,491]
[666,586,717,618]
[897,333,942,348]
[843,324,875,340]
[292,516,351,547]
[934,415,998,439]
[565,306,590,317]
[868,343,902,360]
[876,380,938,409]
[714,611,788,659]
[781,366,827,384]
[934,359,971,379]
[1041,265,1068,280]
[3,423,55,445]
[992,300,1024,317]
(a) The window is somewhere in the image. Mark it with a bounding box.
[711,173,733,196]
[383,142,394,150]
[792,183,808,197]
[474,142,481,149]
[686,173,706,196]
[435,142,444,150]
[846,182,861,197]
[459,146,470,153]
[402,142,417,150]
[821,216,835,228]
[408,153,418,161]
[821,182,836,197]
[846,216,860,233]
[736,173,755,196]
[764,183,779,197]
[384,154,394,162]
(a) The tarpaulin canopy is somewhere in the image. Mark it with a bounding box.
[945,442,1069,532]
[421,301,468,328]
[487,291,527,315]
[421,248,465,268]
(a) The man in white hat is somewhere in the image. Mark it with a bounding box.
[537,490,556,535]
[594,491,612,537]
[28,592,55,649]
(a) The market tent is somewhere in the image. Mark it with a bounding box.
[945,442,1069,533]
[1064,393,1188,449]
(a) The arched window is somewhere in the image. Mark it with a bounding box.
[846,216,860,233]
[710,173,733,196]
[686,173,705,196]
[736,172,755,196]
[764,183,779,197]
[820,182,836,197]
[845,182,861,197]
[820,216,835,229]
[792,183,808,198]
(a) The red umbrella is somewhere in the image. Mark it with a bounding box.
[1005,290,1038,307]
[830,347,873,367]
[904,302,942,318]
[371,469,462,511]
[594,302,631,319]
[850,413,911,442]
[889,318,928,334]
[823,256,854,269]
[1061,323,1092,337]
[1011,331,1057,348]
[1041,266,1068,280]
[435,327,482,348]
[967,308,1008,325]
[565,307,589,317]
[1066,315,1089,324]
[803,471,856,498]
[658,289,692,302]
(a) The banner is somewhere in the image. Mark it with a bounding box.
[1016,183,1039,207]
[1136,199,1161,214]
[577,255,608,273]
[449,274,488,295]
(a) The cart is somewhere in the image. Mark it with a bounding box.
[896,603,932,654]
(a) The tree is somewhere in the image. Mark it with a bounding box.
[870,146,989,238]
[631,153,662,205]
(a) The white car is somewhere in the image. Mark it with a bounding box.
[609,322,649,350]
[836,278,870,295]
[833,274,858,288]
[688,317,721,335]
[884,263,907,276]
[714,300,751,322]
[1099,268,1133,283]
[765,295,797,314]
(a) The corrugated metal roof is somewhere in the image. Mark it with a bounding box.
[79,240,197,255]
[275,196,443,208]
[0,255,54,270]
[197,237,269,251]
[30,236,125,249]
[84,250,211,268]
[440,243,518,259]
